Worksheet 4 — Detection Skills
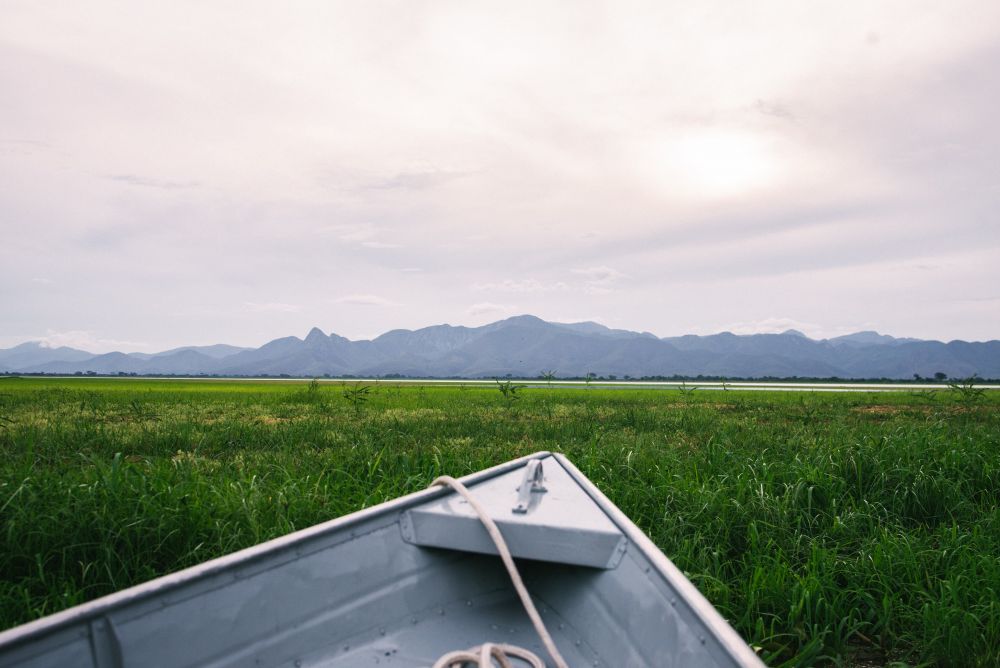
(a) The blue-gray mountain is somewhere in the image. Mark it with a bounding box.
[2,315,998,379]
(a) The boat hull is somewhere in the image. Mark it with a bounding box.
[0,452,764,667]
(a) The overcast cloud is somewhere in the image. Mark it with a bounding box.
[2,1,998,352]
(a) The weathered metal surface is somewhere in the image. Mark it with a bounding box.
[0,451,765,667]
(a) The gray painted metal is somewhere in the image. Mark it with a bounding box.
[0,452,766,667]
[512,458,547,514]
[401,457,626,569]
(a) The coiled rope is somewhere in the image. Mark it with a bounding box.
[429,475,570,668]
[433,642,545,668]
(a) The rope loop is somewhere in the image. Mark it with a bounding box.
[432,642,546,668]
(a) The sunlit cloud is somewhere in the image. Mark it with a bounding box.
[638,130,781,200]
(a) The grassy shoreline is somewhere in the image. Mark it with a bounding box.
[1,378,998,665]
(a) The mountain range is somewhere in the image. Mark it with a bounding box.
[2,315,998,380]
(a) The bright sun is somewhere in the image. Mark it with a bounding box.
[642,130,779,199]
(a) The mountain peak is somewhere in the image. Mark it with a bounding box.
[556,320,609,334]
[781,329,808,338]
[305,327,327,343]
[499,314,547,326]
[12,341,50,350]
[830,331,897,346]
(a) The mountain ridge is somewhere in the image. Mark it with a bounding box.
[2,316,998,379]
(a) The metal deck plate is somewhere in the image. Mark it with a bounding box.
[399,456,627,569]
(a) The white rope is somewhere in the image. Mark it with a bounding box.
[433,642,545,668]
[429,475,570,668]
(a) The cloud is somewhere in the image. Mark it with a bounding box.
[322,224,400,249]
[242,301,300,313]
[361,241,402,249]
[472,272,624,298]
[30,277,54,285]
[359,169,470,191]
[2,3,998,346]
[467,302,515,316]
[106,174,200,189]
[753,99,796,121]
[36,330,150,353]
[570,266,627,294]
[572,266,626,285]
[326,224,376,242]
[0,138,50,155]
[958,296,1000,304]
[334,294,400,307]
[472,279,569,293]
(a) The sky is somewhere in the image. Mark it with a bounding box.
[2,1,998,353]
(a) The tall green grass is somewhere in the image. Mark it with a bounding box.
[0,378,998,666]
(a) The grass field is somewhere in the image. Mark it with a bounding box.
[1,377,998,666]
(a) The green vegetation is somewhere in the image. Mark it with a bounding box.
[495,378,527,402]
[1,378,998,666]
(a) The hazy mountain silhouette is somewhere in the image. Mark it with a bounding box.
[0,342,95,371]
[3,316,998,379]
[130,344,251,360]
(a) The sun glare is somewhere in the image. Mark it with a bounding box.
[643,130,779,199]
